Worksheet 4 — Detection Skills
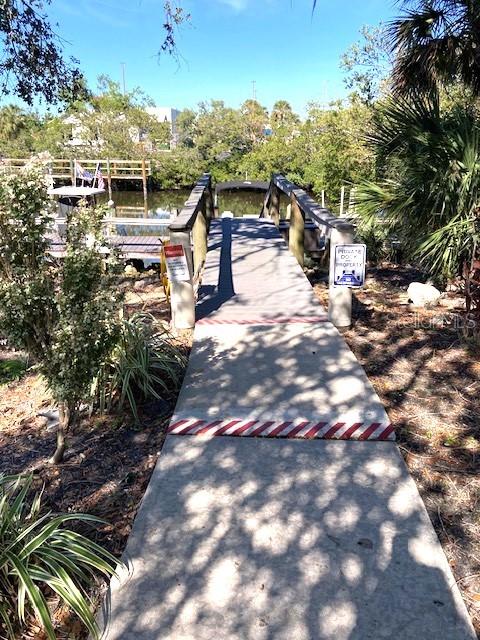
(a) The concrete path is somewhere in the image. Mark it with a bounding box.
[99,217,476,639]
[168,322,392,440]
[99,437,475,640]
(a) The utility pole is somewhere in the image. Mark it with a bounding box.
[252,80,256,101]
[121,62,126,95]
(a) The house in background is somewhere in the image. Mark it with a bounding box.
[145,107,181,147]
[63,106,181,151]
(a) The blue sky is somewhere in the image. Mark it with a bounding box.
[30,0,396,114]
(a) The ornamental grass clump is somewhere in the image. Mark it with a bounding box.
[0,474,119,639]
[95,312,187,423]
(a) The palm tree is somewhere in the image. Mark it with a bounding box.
[356,93,480,293]
[389,0,480,96]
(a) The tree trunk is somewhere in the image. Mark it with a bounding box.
[49,403,71,464]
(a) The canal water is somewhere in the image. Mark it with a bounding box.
[101,189,270,237]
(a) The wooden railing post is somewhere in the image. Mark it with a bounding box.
[328,221,355,329]
[269,184,281,226]
[289,191,305,268]
[193,195,208,274]
[141,158,148,201]
[168,173,212,330]
[106,158,112,199]
[205,179,215,224]
[169,229,195,330]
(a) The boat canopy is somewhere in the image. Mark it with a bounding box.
[48,186,105,197]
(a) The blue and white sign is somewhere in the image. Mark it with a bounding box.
[333,244,366,288]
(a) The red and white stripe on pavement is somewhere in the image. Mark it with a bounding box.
[167,418,395,441]
[196,316,328,325]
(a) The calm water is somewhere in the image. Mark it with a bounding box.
[99,189,268,236]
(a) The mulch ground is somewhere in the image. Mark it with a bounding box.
[309,263,480,636]
[0,280,191,639]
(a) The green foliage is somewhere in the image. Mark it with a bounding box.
[0,473,119,639]
[240,98,374,208]
[0,0,85,105]
[67,75,171,158]
[340,24,392,104]
[270,100,300,130]
[0,359,26,384]
[0,159,123,461]
[389,0,480,97]
[95,313,187,423]
[0,106,72,157]
[152,148,206,188]
[43,200,122,414]
[301,99,375,205]
[356,93,480,278]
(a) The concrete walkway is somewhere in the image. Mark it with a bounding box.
[99,218,476,639]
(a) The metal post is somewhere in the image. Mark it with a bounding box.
[340,186,345,216]
[289,192,305,268]
[269,184,280,226]
[328,222,355,329]
[169,229,195,330]
[321,190,325,208]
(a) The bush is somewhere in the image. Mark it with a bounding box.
[95,313,187,423]
[0,474,119,639]
[0,159,124,463]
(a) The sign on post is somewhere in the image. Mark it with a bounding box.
[333,244,366,288]
[164,244,190,282]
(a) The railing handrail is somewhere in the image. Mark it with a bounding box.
[169,174,212,232]
[52,217,171,227]
[267,174,354,234]
[0,157,151,173]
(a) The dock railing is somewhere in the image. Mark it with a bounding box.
[262,174,356,328]
[0,158,152,199]
[168,173,215,329]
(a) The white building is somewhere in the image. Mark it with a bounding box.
[63,106,181,151]
[146,107,181,147]
[146,107,180,131]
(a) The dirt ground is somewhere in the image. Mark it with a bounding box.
[309,264,480,636]
[2,269,480,637]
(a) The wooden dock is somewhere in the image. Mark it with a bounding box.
[0,157,152,199]
[47,215,171,261]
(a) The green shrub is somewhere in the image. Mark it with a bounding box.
[0,359,26,385]
[0,159,124,462]
[0,474,119,639]
[95,313,187,423]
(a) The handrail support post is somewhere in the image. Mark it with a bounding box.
[289,192,305,268]
[269,184,280,226]
[169,229,195,330]
[193,196,208,273]
[328,222,355,329]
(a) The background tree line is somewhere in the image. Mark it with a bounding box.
[0,85,374,210]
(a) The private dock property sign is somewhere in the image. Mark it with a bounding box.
[164,244,190,282]
[333,244,366,288]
